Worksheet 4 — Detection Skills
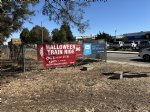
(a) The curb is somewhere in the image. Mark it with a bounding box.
[107,51,138,54]
[107,60,150,67]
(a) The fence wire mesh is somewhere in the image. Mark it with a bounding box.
[1,43,105,74]
[24,44,43,71]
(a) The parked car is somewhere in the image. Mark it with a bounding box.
[111,41,123,49]
[122,41,132,49]
[134,41,139,49]
[139,47,150,61]
[122,41,137,49]
[131,41,138,49]
[106,43,110,49]
[138,40,150,50]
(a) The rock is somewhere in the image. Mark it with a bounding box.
[113,71,123,79]
[82,65,93,71]
[146,73,150,77]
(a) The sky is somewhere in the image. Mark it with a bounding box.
[6,0,150,44]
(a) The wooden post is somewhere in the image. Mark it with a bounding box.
[0,45,2,76]
[23,44,26,72]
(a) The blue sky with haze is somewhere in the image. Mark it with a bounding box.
[7,0,150,43]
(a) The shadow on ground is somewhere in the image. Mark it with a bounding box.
[76,58,101,66]
[103,72,150,80]
[1,61,23,85]
[130,58,150,63]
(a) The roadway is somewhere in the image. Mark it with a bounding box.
[107,52,150,66]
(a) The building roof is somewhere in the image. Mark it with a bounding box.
[123,31,150,36]
[112,35,124,39]
[75,36,92,40]
[11,38,22,45]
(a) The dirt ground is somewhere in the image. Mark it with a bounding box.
[1,61,150,112]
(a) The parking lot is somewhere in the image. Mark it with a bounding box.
[107,52,150,66]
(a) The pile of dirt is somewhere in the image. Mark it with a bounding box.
[1,62,150,112]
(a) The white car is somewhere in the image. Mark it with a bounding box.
[139,48,150,61]
[122,41,137,49]
[131,42,138,48]
[111,41,123,48]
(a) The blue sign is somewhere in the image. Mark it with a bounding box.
[127,36,145,41]
[83,44,92,55]
[92,44,106,54]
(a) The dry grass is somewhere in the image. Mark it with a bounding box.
[1,62,150,112]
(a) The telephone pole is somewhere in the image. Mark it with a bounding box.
[115,29,117,42]
[41,21,44,44]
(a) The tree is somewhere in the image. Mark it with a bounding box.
[44,36,52,44]
[42,0,106,33]
[52,23,75,43]
[1,0,107,40]
[0,33,5,44]
[52,28,67,43]
[0,1,36,38]
[20,28,30,43]
[59,27,67,43]
[95,32,112,42]
[60,23,75,42]
[51,28,60,43]
[29,25,50,43]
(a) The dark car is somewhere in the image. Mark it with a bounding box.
[138,40,150,50]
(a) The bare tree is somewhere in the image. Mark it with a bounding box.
[42,0,107,33]
[0,0,107,39]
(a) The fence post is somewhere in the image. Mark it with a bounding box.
[105,42,107,62]
[0,45,2,76]
[23,44,26,72]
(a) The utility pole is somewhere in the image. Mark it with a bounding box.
[115,29,117,42]
[41,21,44,64]
[41,21,44,44]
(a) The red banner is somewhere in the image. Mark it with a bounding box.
[75,44,83,58]
[43,44,76,67]
[37,44,44,61]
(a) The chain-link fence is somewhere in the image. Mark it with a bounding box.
[0,45,9,60]
[24,44,43,71]
[1,45,15,84]
[3,43,105,73]
[0,45,11,70]
[5,44,43,72]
